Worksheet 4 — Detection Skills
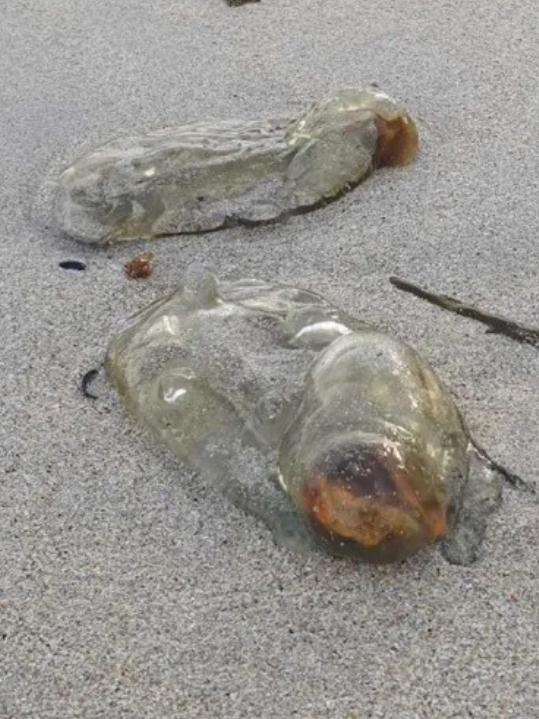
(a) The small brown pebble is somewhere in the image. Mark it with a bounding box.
[124,252,154,279]
[509,593,518,602]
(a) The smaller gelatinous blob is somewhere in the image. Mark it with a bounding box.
[106,274,514,565]
[55,88,418,244]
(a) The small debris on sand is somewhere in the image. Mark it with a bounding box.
[81,368,99,399]
[59,259,86,271]
[226,0,260,6]
[124,251,154,279]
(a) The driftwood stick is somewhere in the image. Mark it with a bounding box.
[389,276,539,349]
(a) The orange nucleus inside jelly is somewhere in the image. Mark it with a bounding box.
[374,114,419,168]
[302,449,447,560]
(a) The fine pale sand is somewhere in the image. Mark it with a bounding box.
[1,2,537,717]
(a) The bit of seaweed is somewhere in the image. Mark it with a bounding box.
[81,368,99,399]
[59,260,86,271]
[469,437,536,495]
[389,276,539,349]
[226,0,260,6]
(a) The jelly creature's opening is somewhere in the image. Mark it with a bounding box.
[302,445,446,562]
[374,115,419,168]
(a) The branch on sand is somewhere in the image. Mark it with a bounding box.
[389,276,539,349]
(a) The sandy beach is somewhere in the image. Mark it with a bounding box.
[1,1,537,717]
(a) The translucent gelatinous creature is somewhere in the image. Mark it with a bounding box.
[106,274,505,565]
[55,88,418,244]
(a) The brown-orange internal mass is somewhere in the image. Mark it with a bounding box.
[304,469,446,551]
[374,115,419,168]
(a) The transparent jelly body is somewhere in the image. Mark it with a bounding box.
[55,88,418,244]
[106,275,499,564]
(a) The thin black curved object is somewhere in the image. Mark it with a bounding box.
[390,276,539,349]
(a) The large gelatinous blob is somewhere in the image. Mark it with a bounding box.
[55,89,418,244]
[106,274,502,565]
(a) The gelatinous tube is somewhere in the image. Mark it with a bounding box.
[55,88,418,244]
[106,274,502,565]
[277,331,468,562]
